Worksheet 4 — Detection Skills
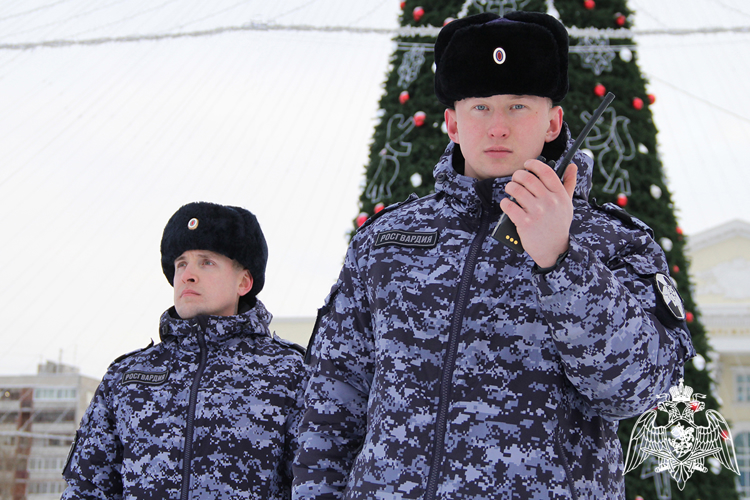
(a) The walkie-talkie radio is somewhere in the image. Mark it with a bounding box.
[491,92,616,253]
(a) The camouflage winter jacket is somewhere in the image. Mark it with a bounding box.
[293,131,695,499]
[63,299,307,500]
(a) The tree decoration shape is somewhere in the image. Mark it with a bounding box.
[576,36,616,75]
[364,114,416,203]
[580,107,634,195]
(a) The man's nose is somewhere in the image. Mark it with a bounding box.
[181,263,197,283]
[488,113,510,138]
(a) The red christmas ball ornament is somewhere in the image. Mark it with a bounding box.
[356,212,368,227]
[374,202,385,214]
[399,90,410,105]
[686,311,694,323]
[635,496,644,500]
[648,94,656,105]
[414,111,426,127]
[594,84,606,97]
[615,13,626,26]
[443,17,455,26]
[583,0,595,9]
[413,6,424,22]
[616,193,628,207]
[676,226,683,235]
[400,1,406,9]
[632,97,644,110]
[672,265,680,274]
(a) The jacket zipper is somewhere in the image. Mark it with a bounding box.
[424,208,490,500]
[180,316,209,500]
[555,428,579,500]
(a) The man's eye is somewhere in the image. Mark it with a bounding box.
[511,104,525,110]
[203,260,214,266]
[176,262,186,268]
[475,104,488,111]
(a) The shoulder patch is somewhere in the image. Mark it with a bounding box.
[590,199,654,237]
[358,193,420,232]
[122,369,170,386]
[654,273,686,321]
[63,430,80,477]
[374,230,438,249]
[272,333,305,357]
[112,340,155,365]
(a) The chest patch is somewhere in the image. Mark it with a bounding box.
[122,370,170,386]
[655,273,686,321]
[374,230,438,249]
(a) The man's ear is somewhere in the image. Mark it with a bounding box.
[545,105,563,143]
[238,270,254,297]
[444,108,460,143]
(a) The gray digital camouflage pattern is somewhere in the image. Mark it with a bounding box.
[63,299,307,500]
[293,127,695,499]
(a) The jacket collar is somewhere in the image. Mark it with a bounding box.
[158,298,273,347]
[433,122,593,210]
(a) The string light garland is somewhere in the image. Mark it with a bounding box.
[1,21,748,51]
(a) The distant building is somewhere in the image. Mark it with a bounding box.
[686,219,750,498]
[270,317,315,349]
[0,361,99,500]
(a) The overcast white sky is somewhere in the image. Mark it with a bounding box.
[1,0,749,378]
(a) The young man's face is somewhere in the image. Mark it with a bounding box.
[444,94,563,180]
[173,249,253,319]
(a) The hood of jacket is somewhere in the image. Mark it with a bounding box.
[434,122,594,207]
[158,298,273,347]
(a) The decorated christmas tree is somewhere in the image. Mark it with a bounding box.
[355,0,739,498]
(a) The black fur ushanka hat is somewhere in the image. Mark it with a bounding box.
[434,11,569,107]
[161,202,267,298]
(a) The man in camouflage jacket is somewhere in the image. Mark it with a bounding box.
[63,202,307,500]
[293,12,694,500]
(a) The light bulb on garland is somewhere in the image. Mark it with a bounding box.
[414,111,426,127]
[410,173,423,187]
[413,6,424,22]
[693,353,706,371]
[399,91,410,104]
[594,84,606,97]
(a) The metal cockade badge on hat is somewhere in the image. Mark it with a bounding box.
[187,218,199,230]
[493,47,506,65]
